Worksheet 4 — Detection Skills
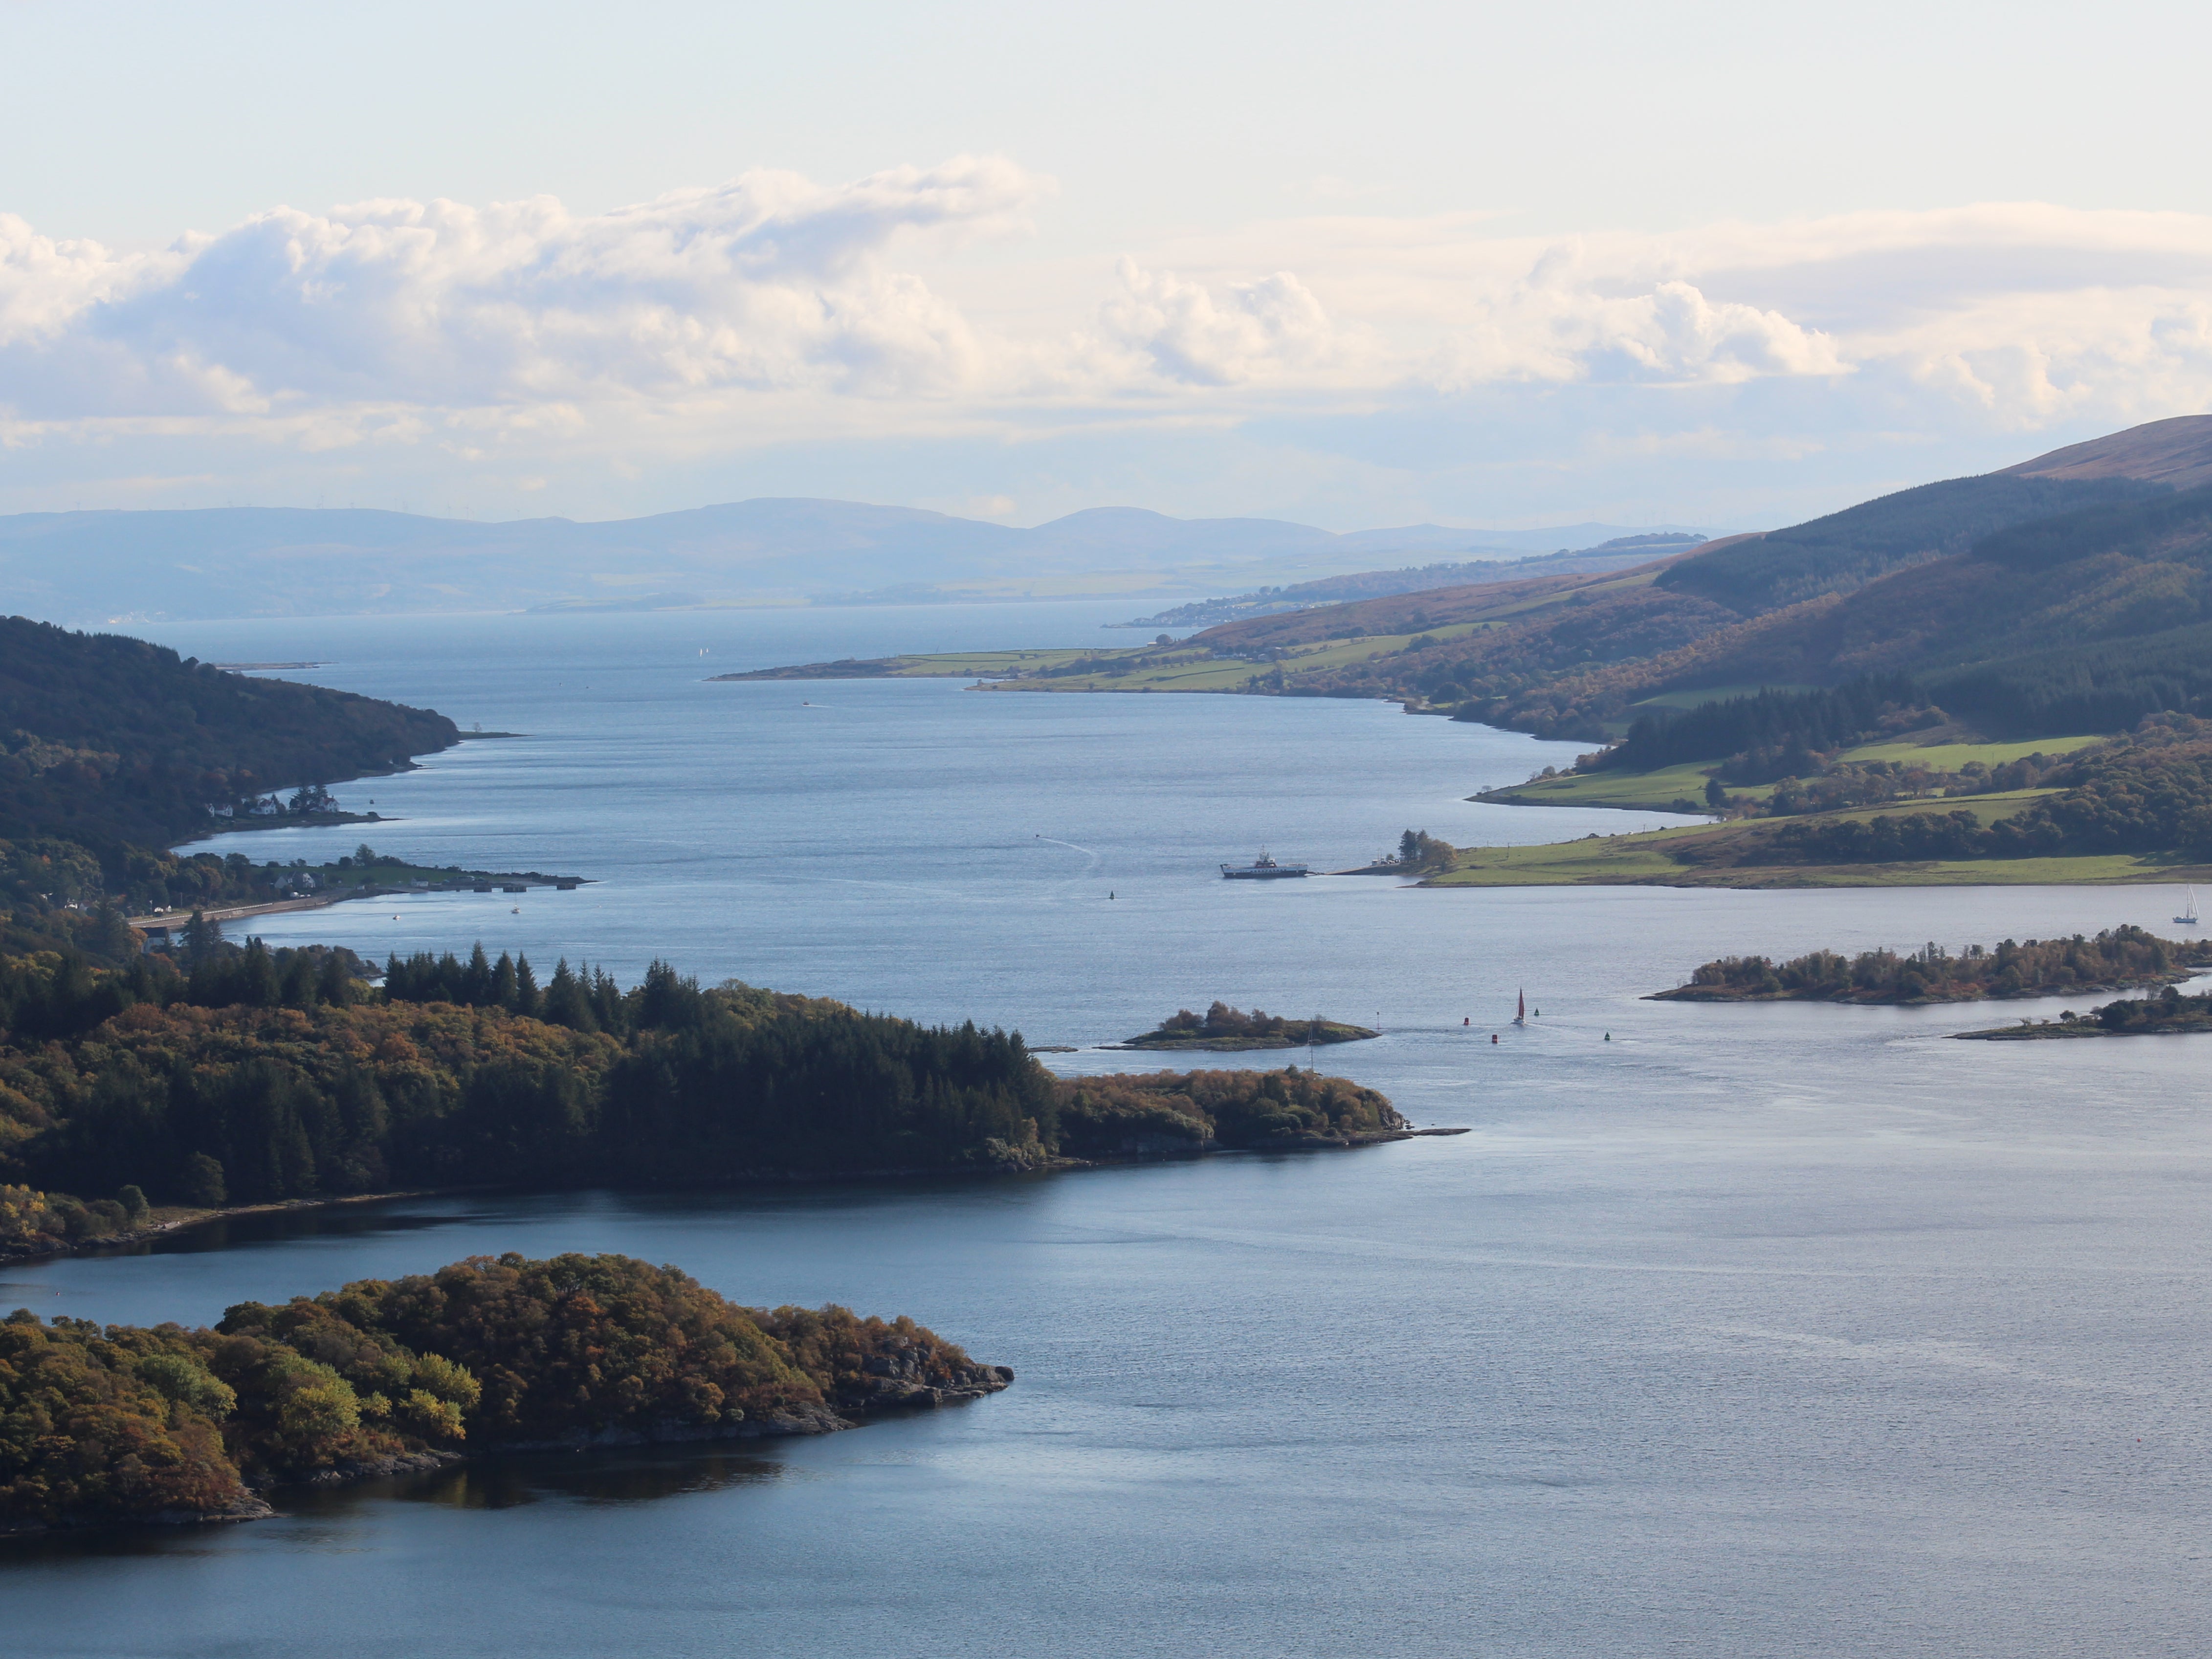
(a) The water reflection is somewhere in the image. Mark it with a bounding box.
[382,1443,790,1511]
[0,1442,797,1567]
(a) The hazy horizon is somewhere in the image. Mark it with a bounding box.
[6,3,2212,541]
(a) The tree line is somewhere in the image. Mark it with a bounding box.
[1660,927,2209,1004]
[0,944,1404,1250]
[1593,675,1924,778]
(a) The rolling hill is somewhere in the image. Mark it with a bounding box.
[1154,416,2212,741]
[0,499,1699,625]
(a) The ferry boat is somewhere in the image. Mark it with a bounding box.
[1221,849,1309,880]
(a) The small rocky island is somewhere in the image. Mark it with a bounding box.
[0,1252,1010,1536]
[1650,927,2212,1005]
[1110,1002,1379,1050]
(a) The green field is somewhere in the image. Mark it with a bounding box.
[1478,732,2108,814]
[1427,786,2140,889]
[1832,733,2101,767]
[1426,822,2206,890]
[1626,683,1813,711]
[1475,762,1731,812]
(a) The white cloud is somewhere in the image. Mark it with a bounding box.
[1096,258,1354,386]
[0,156,1051,421]
[1425,273,1846,390]
[6,177,2212,521]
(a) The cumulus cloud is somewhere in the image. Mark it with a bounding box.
[1097,258,1353,385]
[7,176,2212,512]
[0,155,1051,424]
[1428,272,1846,389]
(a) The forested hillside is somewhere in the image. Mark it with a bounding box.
[0,618,462,949]
[0,944,1408,1256]
[0,617,458,848]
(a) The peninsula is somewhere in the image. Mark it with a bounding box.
[0,617,477,946]
[718,419,2212,892]
[1650,927,2212,1004]
[0,942,1432,1265]
[0,1251,1010,1535]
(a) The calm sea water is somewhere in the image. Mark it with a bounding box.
[6,603,2211,1657]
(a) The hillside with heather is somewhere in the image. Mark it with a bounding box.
[1182,456,2180,740]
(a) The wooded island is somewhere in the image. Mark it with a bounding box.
[1113,1002,1379,1050]
[0,1251,1010,1535]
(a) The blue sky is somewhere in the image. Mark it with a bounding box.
[3,0,2211,531]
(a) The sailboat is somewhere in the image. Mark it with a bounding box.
[2177,886,2201,927]
[1512,988,1526,1027]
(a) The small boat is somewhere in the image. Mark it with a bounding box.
[1512,988,1526,1027]
[1221,849,1309,880]
[2178,887,2201,927]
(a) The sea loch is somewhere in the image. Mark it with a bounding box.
[6,603,2210,1657]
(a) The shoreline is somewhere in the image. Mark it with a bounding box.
[1102,1026,1379,1052]
[0,1188,478,1268]
[1956,1018,2212,1041]
[0,1131,1470,1268]
[1646,970,2204,1006]
[128,871,595,930]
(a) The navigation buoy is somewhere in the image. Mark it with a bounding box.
[1491,1033,1498,1044]
[1109,891,1116,899]
[1462,1016,1469,1026]
[1604,1032,1611,1041]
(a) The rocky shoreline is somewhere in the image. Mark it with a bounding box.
[1954,1018,2212,1040]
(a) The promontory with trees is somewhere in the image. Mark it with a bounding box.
[1654,927,2212,1004]
[0,1251,1012,1534]
[0,939,1415,1261]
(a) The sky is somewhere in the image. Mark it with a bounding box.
[4,0,2212,533]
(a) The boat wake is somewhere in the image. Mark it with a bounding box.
[1036,835,1106,889]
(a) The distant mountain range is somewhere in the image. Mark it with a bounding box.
[0,499,1711,626]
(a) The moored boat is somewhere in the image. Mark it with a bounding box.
[1221,849,1309,880]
